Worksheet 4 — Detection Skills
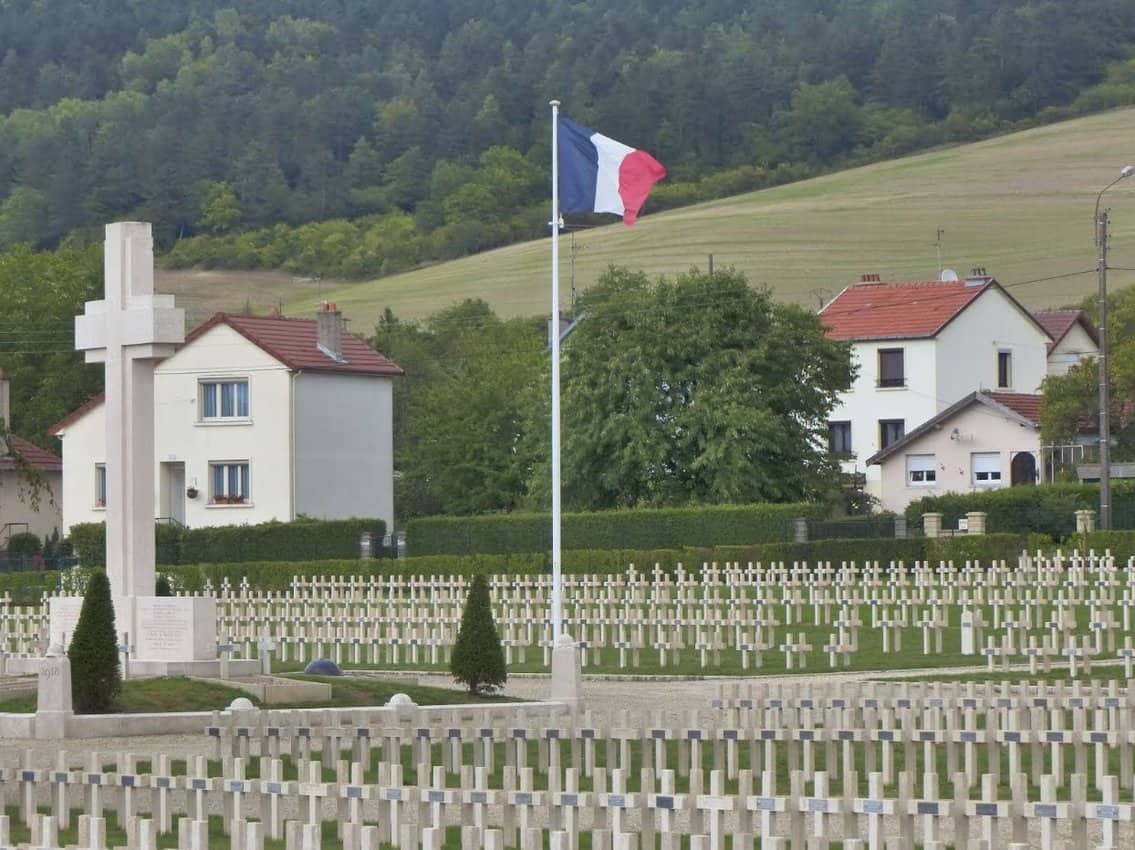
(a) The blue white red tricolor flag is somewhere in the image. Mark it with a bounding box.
[557,115,666,225]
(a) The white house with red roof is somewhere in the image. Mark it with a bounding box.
[0,369,62,543]
[51,305,402,534]
[819,270,1052,507]
[1031,309,1099,376]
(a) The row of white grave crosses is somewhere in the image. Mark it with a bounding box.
[10,549,1135,676]
[176,551,1135,672]
[10,679,1135,850]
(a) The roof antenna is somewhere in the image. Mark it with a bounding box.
[935,226,945,277]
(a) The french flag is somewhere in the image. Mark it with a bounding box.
[558,115,666,225]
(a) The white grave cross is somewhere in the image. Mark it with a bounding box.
[74,222,184,602]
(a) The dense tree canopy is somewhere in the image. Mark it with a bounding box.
[0,1,1133,275]
[0,245,104,446]
[372,269,854,518]
[533,267,855,510]
[371,301,544,519]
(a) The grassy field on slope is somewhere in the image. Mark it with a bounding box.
[276,107,1135,329]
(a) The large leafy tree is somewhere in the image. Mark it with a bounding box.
[533,266,854,510]
[372,300,544,519]
[0,244,104,447]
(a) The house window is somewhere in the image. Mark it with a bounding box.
[210,461,250,504]
[878,348,905,388]
[94,463,106,507]
[997,351,1012,389]
[879,419,905,449]
[972,452,1002,486]
[906,454,937,486]
[200,379,249,419]
[828,421,852,456]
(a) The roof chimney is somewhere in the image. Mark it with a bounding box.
[858,273,882,284]
[317,301,345,363]
[0,368,9,455]
[965,266,991,287]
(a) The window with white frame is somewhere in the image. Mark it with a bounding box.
[906,454,937,486]
[210,461,250,504]
[972,452,1002,486]
[997,350,1012,389]
[94,463,106,507]
[200,379,249,420]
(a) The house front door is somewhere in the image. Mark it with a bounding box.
[161,461,186,525]
[1010,451,1037,486]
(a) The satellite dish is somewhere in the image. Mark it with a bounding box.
[940,268,959,282]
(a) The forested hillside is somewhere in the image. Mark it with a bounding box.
[1,0,1134,279]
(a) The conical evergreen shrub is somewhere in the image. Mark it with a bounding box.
[68,569,120,713]
[155,575,173,596]
[450,573,507,695]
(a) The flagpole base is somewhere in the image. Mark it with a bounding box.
[550,632,583,713]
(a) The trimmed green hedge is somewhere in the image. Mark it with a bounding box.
[68,518,386,566]
[405,503,826,556]
[905,483,1135,538]
[10,530,1134,598]
[149,532,1048,591]
[0,569,70,604]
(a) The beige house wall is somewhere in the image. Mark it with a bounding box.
[876,403,1041,513]
[0,468,62,542]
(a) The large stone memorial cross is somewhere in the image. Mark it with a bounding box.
[44,221,246,675]
[74,221,184,602]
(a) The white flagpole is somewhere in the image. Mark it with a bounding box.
[549,99,563,643]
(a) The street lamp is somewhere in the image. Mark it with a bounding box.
[1093,165,1134,530]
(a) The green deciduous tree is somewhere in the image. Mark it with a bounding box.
[0,187,50,248]
[197,181,242,234]
[450,573,506,695]
[1041,287,1135,460]
[68,570,120,713]
[783,76,864,163]
[534,266,854,510]
[0,244,104,447]
[376,300,544,518]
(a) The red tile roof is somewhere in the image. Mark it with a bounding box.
[820,280,995,340]
[51,312,402,434]
[1,435,62,472]
[190,313,404,376]
[1031,309,1098,350]
[985,392,1043,424]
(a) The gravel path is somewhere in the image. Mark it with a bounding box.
[1,660,1119,762]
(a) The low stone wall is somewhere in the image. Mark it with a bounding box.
[0,698,568,740]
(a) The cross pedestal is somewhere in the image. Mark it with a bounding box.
[49,222,253,676]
